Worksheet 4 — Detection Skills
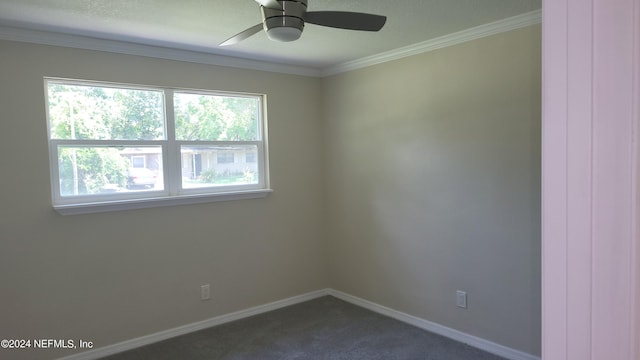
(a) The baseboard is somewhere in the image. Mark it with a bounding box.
[327,289,540,360]
[58,288,539,360]
[57,289,328,360]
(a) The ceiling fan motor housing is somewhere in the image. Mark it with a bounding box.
[261,0,308,41]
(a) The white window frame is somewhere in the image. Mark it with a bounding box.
[45,78,271,215]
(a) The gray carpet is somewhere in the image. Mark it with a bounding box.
[100,296,506,360]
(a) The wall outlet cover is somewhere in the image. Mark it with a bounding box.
[456,290,467,309]
[201,284,211,301]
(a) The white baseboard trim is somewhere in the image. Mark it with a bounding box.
[327,289,540,360]
[57,289,328,360]
[58,288,539,360]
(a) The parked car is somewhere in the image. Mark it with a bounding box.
[126,168,157,189]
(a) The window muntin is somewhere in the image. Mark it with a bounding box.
[45,78,268,209]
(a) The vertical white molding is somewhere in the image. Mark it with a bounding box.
[632,0,640,358]
[590,1,635,359]
[541,0,569,358]
[565,0,594,359]
[542,0,640,359]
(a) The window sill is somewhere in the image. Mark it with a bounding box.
[53,189,273,216]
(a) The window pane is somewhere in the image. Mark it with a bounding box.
[174,93,259,141]
[47,83,165,140]
[181,145,259,188]
[58,146,163,196]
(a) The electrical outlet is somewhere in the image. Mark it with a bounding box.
[456,290,467,309]
[200,284,211,301]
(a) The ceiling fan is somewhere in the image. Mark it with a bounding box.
[220,0,387,46]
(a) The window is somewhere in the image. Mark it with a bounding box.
[216,152,235,164]
[45,78,270,214]
[131,156,146,168]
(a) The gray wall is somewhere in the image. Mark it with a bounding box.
[0,41,327,360]
[322,25,541,355]
[0,23,541,360]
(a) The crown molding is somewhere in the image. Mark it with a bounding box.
[0,25,322,77]
[320,9,542,77]
[0,9,541,78]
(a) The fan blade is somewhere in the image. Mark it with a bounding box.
[220,23,264,46]
[303,11,386,31]
[254,0,282,10]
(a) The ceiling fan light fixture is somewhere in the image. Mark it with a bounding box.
[266,26,302,42]
[263,14,305,42]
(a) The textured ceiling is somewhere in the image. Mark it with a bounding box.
[0,0,541,69]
